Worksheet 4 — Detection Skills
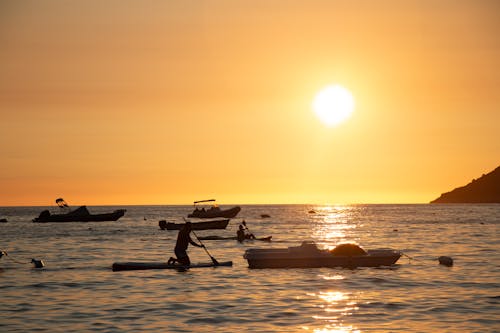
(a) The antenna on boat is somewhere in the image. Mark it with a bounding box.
[55,198,69,210]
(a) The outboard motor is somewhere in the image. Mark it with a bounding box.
[38,210,51,219]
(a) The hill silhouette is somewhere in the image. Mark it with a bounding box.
[431,166,500,203]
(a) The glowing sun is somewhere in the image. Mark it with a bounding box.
[313,85,355,126]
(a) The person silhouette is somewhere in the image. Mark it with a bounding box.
[167,221,203,266]
[236,221,256,242]
[237,225,246,243]
[242,221,256,239]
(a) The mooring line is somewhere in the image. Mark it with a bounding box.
[401,252,425,263]
[1,250,44,267]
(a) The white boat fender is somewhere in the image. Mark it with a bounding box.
[438,256,453,267]
[31,259,45,268]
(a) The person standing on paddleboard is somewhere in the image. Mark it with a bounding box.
[168,221,204,266]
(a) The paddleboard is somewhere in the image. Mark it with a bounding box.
[198,236,272,242]
[112,260,232,271]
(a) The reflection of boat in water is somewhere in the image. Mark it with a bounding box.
[198,235,272,242]
[187,199,241,219]
[159,219,230,230]
[112,260,233,271]
[33,199,126,223]
[243,242,401,269]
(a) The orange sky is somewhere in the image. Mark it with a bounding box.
[1,1,499,206]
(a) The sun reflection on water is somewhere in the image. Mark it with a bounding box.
[311,205,358,247]
[312,327,361,333]
[303,269,362,333]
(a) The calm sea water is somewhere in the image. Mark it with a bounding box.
[0,204,498,332]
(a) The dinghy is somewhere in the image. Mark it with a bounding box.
[32,199,126,223]
[244,242,401,269]
[33,206,126,222]
[187,199,241,218]
[159,219,229,230]
[112,261,233,271]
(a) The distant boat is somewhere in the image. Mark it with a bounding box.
[187,199,241,219]
[260,214,271,218]
[159,219,230,230]
[32,198,126,223]
[33,205,126,223]
[0,218,7,223]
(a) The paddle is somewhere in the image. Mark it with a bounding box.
[241,220,256,239]
[191,231,219,266]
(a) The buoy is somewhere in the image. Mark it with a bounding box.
[31,259,45,268]
[438,256,453,267]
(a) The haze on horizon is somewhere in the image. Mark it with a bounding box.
[1,1,499,206]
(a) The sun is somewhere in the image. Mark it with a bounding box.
[313,85,355,127]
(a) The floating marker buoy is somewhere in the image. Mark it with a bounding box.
[31,259,45,268]
[438,256,453,267]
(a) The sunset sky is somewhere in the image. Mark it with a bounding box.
[1,1,499,206]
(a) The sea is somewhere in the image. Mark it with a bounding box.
[0,204,498,332]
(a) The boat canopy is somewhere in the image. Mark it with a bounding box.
[55,198,69,208]
[193,199,216,205]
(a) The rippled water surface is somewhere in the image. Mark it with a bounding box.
[1,204,499,332]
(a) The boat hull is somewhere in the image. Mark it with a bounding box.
[33,207,126,223]
[244,248,401,269]
[112,260,233,271]
[187,206,241,219]
[159,219,229,230]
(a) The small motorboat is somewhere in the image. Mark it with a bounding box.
[187,199,241,219]
[243,242,401,269]
[33,200,126,223]
[159,219,230,230]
